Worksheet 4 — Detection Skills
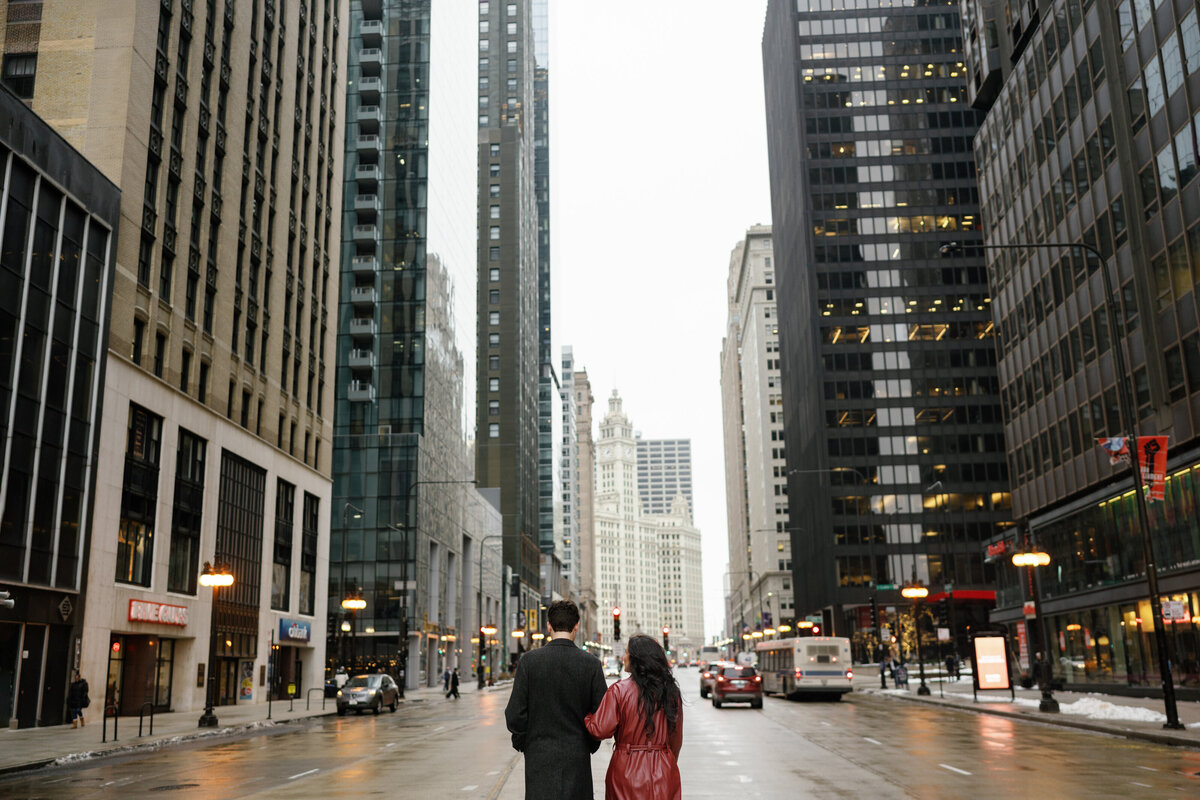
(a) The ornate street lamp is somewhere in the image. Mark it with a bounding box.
[198,561,233,728]
[341,589,366,671]
[901,581,931,695]
[1013,545,1059,712]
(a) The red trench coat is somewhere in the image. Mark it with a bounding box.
[585,678,683,800]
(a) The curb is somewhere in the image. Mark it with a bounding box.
[874,689,1200,749]
[0,710,338,778]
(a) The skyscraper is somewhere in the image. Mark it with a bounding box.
[331,1,499,691]
[636,439,694,518]
[763,0,1012,651]
[721,225,795,638]
[574,364,599,641]
[475,0,542,653]
[2,0,344,715]
[961,0,1200,691]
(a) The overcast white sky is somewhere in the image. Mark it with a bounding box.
[549,1,772,641]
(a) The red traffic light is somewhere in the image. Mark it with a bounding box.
[662,626,669,634]
[612,606,621,617]
[812,625,821,635]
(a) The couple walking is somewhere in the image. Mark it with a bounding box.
[505,600,683,800]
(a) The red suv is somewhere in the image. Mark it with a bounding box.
[711,665,763,709]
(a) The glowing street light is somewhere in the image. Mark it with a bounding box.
[198,561,233,728]
[902,580,931,695]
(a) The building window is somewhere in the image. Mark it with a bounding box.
[167,429,206,594]
[153,332,166,378]
[490,144,500,157]
[507,41,517,53]
[489,289,500,303]
[490,268,500,281]
[489,400,500,416]
[489,311,500,325]
[479,115,489,126]
[241,389,251,428]
[489,423,500,438]
[1,54,37,99]
[489,184,500,197]
[489,246,500,261]
[489,377,500,391]
[299,493,319,615]
[490,205,500,219]
[489,333,500,347]
[272,480,295,611]
[132,318,146,365]
[198,361,209,403]
[490,226,500,240]
[116,405,163,587]
[489,356,500,369]
[180,349,191,392]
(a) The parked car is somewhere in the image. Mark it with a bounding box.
[699,661,734,698]
[711,665,763,709]
[336,674,400,715]
[604,657,622,678]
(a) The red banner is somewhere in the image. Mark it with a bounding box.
[1138,436,1168,501]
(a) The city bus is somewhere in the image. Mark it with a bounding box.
[755,637,853,699]
[697,645,721,670]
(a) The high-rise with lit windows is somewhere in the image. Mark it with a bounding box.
[961,0,1200,693]
[763,0,1012,656]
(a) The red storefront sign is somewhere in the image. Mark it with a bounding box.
[128,599,190,627]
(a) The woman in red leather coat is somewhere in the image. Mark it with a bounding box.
[585,634,683,800]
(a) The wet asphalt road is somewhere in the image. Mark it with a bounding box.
[2,672,1199,799]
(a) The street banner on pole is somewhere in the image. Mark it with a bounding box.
[1138,436,1168,501]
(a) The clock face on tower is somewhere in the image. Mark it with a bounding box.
[601,447,612,457]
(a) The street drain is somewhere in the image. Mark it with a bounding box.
[149,784,201,792]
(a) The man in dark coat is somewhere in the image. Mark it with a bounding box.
[505,599,607,800]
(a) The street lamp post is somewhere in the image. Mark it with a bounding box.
[901,579,931,696]
[1013,542,1058,712]
[198,561,233,728]
[942,240,1183,729]
[479,623,497,688]
[341,588,366,672]
[338,503,364,673]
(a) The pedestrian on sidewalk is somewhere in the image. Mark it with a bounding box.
[879,655,890,689]
[585,634,683,800]
[895,662,909,689]
[67,671,90,728]
[945,654,957,682]
[448,668,460,700]
[443,668,451,694]
[505,599,607,800]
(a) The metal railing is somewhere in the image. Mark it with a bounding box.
[102,704,119,743]
[306,687,326,711]
[137,702,154,737]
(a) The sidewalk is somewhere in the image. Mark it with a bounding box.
[0,677,507,777]
[857,665,1200,748]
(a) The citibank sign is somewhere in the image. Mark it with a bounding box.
[279,619,311,642]
[128,599,189,627]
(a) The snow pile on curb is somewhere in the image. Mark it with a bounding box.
[1056,697,1167,723]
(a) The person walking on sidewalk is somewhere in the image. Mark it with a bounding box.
[443,668,451,694]
[585,635,684,800]
[505,599,607,800]
[448,668,460,700]
[67,671,90,728]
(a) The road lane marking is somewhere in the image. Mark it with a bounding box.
[435,725,446,732]
[289,769,319,781]
[487,771,499,775]
[716,749,732,755]
[863,737,882,746]
[737,775,753,783]
[462,786,479,791]
[819,720,832,726]
[386,742,397,747]
[1131,782,1152,788]
[939,764,971,776]
[723,761,740,766]
[1137,766,1157,772]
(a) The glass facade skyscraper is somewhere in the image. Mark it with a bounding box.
[962,0,1200,693]
[763,0,1013,654]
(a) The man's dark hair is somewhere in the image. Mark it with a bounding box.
[546,600,580,632]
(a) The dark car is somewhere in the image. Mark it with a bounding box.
[336,674,400,715]
[711,665,763,709]
[699,661,734,698]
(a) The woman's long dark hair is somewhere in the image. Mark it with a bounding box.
[625,634,681,738]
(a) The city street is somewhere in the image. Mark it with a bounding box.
[2,673,1199,798]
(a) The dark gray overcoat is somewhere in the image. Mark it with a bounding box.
[504,638,608,800]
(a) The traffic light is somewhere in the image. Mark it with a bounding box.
[662,626,670,652]
[812,624,821,636]
[869,596,878,629]
[612,606,621,641]
[936,598,950,628]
